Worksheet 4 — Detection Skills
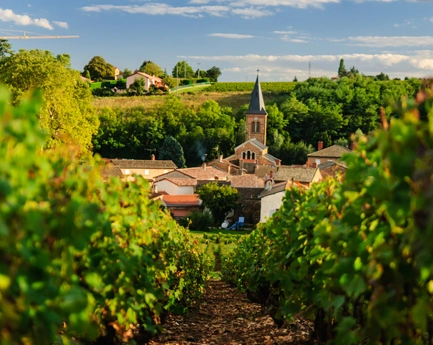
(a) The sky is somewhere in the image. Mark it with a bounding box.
[0,0,432,81]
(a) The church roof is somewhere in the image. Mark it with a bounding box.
[247,75,267,115]
[234,138,267,152]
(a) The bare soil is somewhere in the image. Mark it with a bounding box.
[149,280,314,345]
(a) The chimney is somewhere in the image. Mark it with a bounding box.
[151,154,155,160]
[318,141,324,151]
[275,159,281,166]
[311,163,317,168]
[202,162,206,170]
[219,155,223,162]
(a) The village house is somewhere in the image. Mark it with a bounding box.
[126,71,165,90]
[306,142,351,167]
[109,156,177,181]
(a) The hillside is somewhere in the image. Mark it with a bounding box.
[92,91,291,113]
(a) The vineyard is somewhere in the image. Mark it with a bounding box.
[0,88,209,344]
[2,81,433,345]
[223,85,433,344]
[204,82,297,93]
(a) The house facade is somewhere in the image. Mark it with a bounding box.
[307,143,351,167]
[110,157,177,181]
[126,71,164,90]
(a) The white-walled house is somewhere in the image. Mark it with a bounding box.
[126,71,164,90]
[154,178,196,195]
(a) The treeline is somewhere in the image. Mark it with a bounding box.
[0,88,210,344]
[223,86,433,344]
[94,76,422,166]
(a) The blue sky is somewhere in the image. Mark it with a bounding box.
[1,0,432,81]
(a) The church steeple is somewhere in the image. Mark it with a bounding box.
[245,71,268,145]
[247,74,267,115]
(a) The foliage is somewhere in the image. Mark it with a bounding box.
[140,60,163,77]
[0,49,98,157]
[163,75,177,89]
[186,211,213,231]
[205,82,296,93]
[83,56,114,81]
[122,68,132,78]
[197,183,240,225]
[129,78,146,96]
[206,66,222,82]
[158,136,186,168]
[172,61,195,79]
[0,39,12,60]
[223,85,433,344]
[0,88,209,344]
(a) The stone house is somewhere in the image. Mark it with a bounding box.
[307,142,351,167]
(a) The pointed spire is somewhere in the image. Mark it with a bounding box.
[247,72,267,115]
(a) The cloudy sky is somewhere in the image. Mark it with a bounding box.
[1,0,432,81]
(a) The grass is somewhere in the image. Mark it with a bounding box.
[191,229,250,280]
[92,91,290,114]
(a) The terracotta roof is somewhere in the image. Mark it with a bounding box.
[274,166,320,183]
[231,175,263,188]
[130,71,163,82]
[161,178,197,186]
[100,166,123,179]
[259,180,306,198]
[307,145,351,158]
[176,166,230,181]
[163,194,201,206]
[111,159,177,169]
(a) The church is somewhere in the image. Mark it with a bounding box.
[209,74,281,175]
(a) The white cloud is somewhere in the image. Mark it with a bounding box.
[230,7,274,18]
[347,36,433,47]
[208,33,255,39]
[227,0,340,9]
[273,30,298,34]
[53,21,68,29]
[0,8,53,30]
[430,17,433,22]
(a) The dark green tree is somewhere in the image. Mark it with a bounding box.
[159,136,186,168]
[293,76,298,82]
[129,78,146,95]
[206,66,222,82]
[0,39,13,60]
[122,68,133,78]
[338,58,347,78]
[83,56,114,80]
[139,60,163,77]
[197,182,239,225]
[172,61,194,79]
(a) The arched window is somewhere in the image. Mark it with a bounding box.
[251,122,255,133]
[247,151,251,159]
[242,152,246,159]
[256,121,260,132]
[252,152,256,159]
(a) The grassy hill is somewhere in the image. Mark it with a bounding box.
[92,91,291,113]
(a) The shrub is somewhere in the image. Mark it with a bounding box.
[187,211,213,231]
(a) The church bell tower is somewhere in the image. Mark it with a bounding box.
[245,72,267,145]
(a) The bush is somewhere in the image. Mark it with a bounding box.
[180,79,192,86]
[187,211,213,231]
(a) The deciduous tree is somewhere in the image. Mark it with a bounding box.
[197,182,239,225]
[171,61,194,79]
[206,66,222,82]
[139,60,163,77]
[83,56,114,80]
[0,49,98,157]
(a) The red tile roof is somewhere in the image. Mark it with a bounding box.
[177,166,230,180]
[163,194,201,206]
[230,175,263,188]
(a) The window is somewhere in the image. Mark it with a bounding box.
[251,122,255,133]
[252,152,256,159]
[144,169,149,176]
[256,121,260,132]
[125,169,130,175]
[247,151,251,159]
[242,152,246,159]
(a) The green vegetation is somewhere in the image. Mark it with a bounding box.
[83,55,114,81]
[159,136,186,168]
[223,86,433,343]
[0,49,99,158]
[205,81,296,93]
[0,88,209,344]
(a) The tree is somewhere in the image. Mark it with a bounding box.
[139,60,163,77]
[338,58,347,78]
[0,49,98,157]
[171,61,195,79]
[206,66,222,82]
[83,56,114,80]
[162,75,176,89]
[122,68,132,78]
[197,182,239,225]
[159,136,186,168]
[293,76,298,82]
[0,39,12,60]
[129,78,146,96]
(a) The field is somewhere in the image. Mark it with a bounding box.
[92,91,291,113]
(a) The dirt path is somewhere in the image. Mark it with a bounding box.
[149,280,313,345]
